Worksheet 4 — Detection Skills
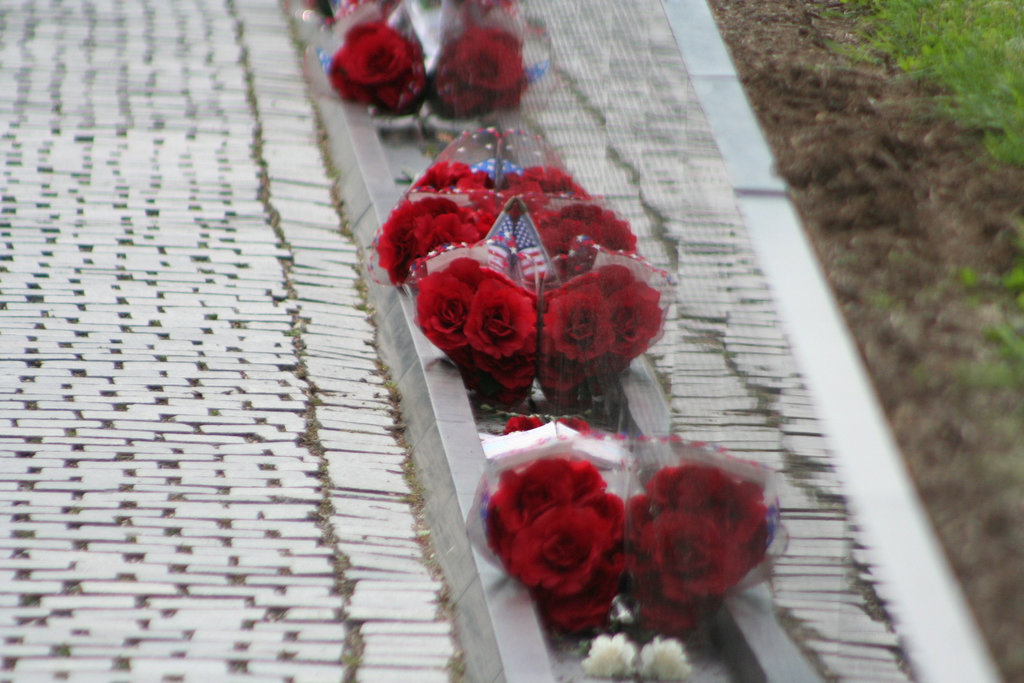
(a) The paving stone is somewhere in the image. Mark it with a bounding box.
[355,666,450,683]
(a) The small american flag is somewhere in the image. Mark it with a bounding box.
[486,211,517,248]
[525,59,550,84]
[315,47,333,74]
[486,212,516,273]
[499,161,524,179]
[511,211,550,283]
[484,203,552,283]
[470,158,499,180]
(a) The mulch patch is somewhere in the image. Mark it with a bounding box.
[703,0,1024,679]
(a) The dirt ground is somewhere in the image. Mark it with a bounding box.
[701,0,1024,679]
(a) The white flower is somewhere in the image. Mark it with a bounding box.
[581,633,637,679]
[638,637,692,680]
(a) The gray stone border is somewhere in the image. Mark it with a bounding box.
[660,0,1000,681]
[318,99,552,682]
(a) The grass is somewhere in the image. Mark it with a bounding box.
[955,223,1024,384]
[844,0,1024,372]
[847,0,1024,164]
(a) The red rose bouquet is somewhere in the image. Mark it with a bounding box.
[371,194,497,285]
[502,167,591,201]
[410,128,501,197]
[496,130,591,202]
[412,160,495,194]
[502,415,590,434]
[409,129,589,209]
[538,251,671,410]
[410,242,537,406]
[535,201,637,261]
[430,0,533,118]
[326,1,428,115]
[470,426,628,633]
[626,439,784,636]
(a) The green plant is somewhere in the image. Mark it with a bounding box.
[847,0,1024,164]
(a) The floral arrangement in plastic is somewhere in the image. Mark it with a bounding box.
[408,128,503,199]
[469,427,785,666]
[373,195,497,285]
[431,0,535,118]
[384,129,596,292]
[381,129,671,412]
[471,424,628,633]
[377,131,585,284]
[305,1,428,115]
[626,437,785,637]
[538,250,671,410]
[534,200,636,258]
[410,241,538,406]
[329,21,426,114]
[409,128,589,204]
[300,0,548,120]
[433,26,526,118]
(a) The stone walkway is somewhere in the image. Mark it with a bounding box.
[0,1,455,681]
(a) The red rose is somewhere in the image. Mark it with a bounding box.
[649,465,768,558]
[460,204,502,237]
[644,510,744,598]
[465,277,537,358]
[607,280,663,359]
[628,514,719,635]
[503,415,545,434]
[412,211,480,255]
[471,343,536,390]
[537,203,635,255]
[647,463,729,510]
[541,277,613,362]
[507,502,621,595]
[626,463,770,634]
[377,198,491,284]
[534,553,624,633]
[486,457,608,562]
[415,271,476,351]
[592,264,636,294]
[646,465,768,549]
[632,575,717,635]
[414,161,494,192]
[329,22,426,115]
[442,257,490,287]
[627,493,655,542]
[556,417,591,433]
[503,166,590,198]
[433,26,526,117]
[502,416,591,434]
[486,456,626,634]
[412,256,536,406]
